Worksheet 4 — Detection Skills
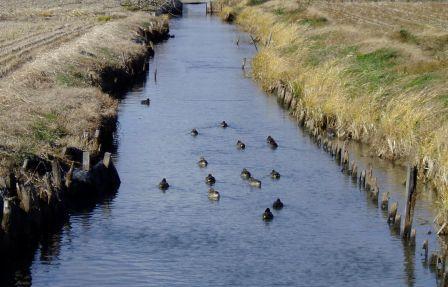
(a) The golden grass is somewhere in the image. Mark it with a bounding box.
[220,0,448,215]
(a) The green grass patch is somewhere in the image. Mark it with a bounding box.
[32,113,67,144]
[299,17,328,27]
[273,8,285,16]
[398,29,418,44]
[346,48,400,93]
[404,73,438,89]
[248,0,268,6]
[97,15,112,22]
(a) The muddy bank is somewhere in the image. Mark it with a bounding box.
[0,14,170,256]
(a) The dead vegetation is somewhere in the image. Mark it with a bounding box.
[0,0,169,176]
[219,0,448,214]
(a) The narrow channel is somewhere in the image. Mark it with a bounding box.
[20,5,439,286]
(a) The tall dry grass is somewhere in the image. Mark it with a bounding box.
[220,0,448,215]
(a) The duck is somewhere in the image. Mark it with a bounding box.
[220,121,228,128]
[241,168,251,180]
[191,129,199,136]
[208,188,220,200]
[272,198,284,210]
[267,136,278,149]
[205,174,216,185]
[140,98,150,105]
[236,140,246,150]
[270,169,281,179]
[159,178,169,190]
[262,208,274,221]
[248,177,261,188]
[198,157,208,168]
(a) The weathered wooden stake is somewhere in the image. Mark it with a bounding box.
[51,160,62,189]
[410,228,416,245]
[103,152,112,168]
[94,129,100,150]
[154,68,157,82]
[394,213,401,233]
[381,191,389,210]
[82,151,90,171]
[423,239,429,261]
[388,202,398,224]
[65,162,74,189]
[403,165,418,239]
[241,58,246,70]
[359,170,366,188]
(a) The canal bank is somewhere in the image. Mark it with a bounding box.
[217,0,448,224]
[0,7,178,283]
[1,5,440,286]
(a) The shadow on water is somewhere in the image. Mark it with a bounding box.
[0,186,119,286]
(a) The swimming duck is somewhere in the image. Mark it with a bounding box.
[220,121,228,128]
[236,140,246,150]
[263,208,274,221]
[248,177,261,188]
[267,136,278,149]
[273,198,284,210]
[140,98,150,105]
[205,174,216,185]
[159,178,169,190]
[241,168,251,180]
[198,157,208,168]
[208,188,220,200]
[270,169,281,179]
[191,129,199,136]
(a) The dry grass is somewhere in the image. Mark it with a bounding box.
[0,0,132,78]
[0,9,168,174]
[219,0,448,214]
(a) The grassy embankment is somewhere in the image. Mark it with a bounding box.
[0,2,169,177]
[220,0,448,213]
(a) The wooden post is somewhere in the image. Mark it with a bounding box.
[394,213,401,233]
[154,68,157,82]
[82,151,90,171]
[403,165,418,239]
[51,160,62,189]
[22,159,29,170]
[359,170,366,186]
[65,162,74,189]
[17,183,31,213]
[210,1,213,14]
[423,240,429,261]
[370,182,379,203]
[410,228,416,246]
[103,152,112,168]
[241,58,246,70]
[381,191,389,210]
[388,202,398,224]
[94,129,100,151]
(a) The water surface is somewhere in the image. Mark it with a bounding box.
[26,5,439,286]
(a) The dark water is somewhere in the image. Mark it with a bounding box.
[20,5,441,286]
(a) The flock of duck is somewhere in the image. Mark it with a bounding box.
[157,120,284,221]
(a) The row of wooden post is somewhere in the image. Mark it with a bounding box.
[0,129,113,241]
[312,130,448,280]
